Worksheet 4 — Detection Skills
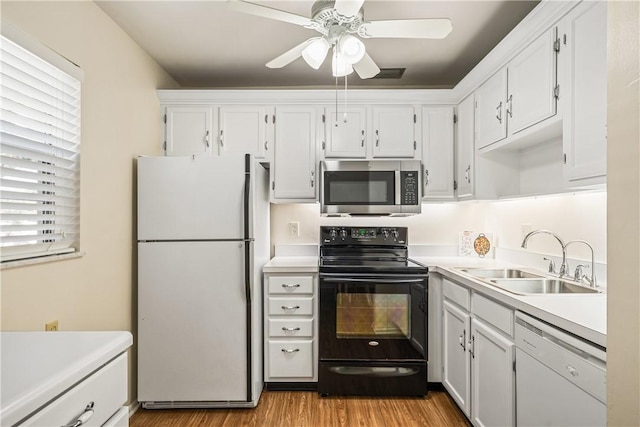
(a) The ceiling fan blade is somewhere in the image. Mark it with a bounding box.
[266,39,314,69]
[360,18,453,39]
[334,0,365,17]
[227,0,313,27]
[353,52,380,79]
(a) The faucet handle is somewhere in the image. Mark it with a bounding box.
[543,257,556,274]
[574,264,592,285]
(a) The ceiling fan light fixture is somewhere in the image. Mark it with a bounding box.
[337,34,365,64]
[332,51,354,77]
[302,37,330,69]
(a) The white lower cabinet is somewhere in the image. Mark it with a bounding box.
[470,318,515,427]
[442,278,515,426]
[264,274,318,383]
[22,353,129,427]
[443,299,472,416]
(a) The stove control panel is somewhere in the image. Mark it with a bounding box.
[321,226,407,246]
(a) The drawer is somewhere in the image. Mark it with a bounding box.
[472,293,514,337]
[268,318,314,338]
[268,297,314,316]
[443,278,470,311]
[267,340,314,378]
[22,353,127,427]
[268,276,314,295]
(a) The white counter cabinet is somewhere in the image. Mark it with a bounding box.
[1,331,133,427]
[441,277,516,427]
[263,273,318,384]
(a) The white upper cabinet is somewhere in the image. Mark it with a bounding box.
[456,95,475,199]
[322,106,367,158]
[475,69,508,148]
[372,105,417,158]
[164,106,214,156]
[508,29,558,135]
[559,1,607,185]
[475,27,559,150]
[422,106,455,200]
[164,105,273,160]
[218,105,274,161]
[271,106,318,202]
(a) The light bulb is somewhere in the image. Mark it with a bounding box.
[302,38,330,69]
[332,52,354,77]
[337,35,366,65]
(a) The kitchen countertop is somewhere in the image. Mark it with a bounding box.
[263,255,607,348]
[0,331,133,426]
[263,256,319,273]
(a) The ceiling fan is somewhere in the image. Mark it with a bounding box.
[227,0,453,79]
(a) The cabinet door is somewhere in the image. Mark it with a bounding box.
[561,1,607,183]
[422,106,454,199]
[272,106,318,200]
[218,105,273,160]
[475,69,507,149]
[456,95,475,199]
[508,28,558,136]
[165,106,214,156]
[442,300,471,417]
[471,318,516,427]
[372,106,416,158]
[323,106,367,158]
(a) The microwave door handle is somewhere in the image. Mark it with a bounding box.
[394,170,401,205]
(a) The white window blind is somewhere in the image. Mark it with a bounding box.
[1,32,81,262]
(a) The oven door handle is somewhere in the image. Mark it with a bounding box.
[321,277,425,284]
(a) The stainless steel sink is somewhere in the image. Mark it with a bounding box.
[461,268,545,279]
[489,278,601,295]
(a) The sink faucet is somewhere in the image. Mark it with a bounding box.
[565,240,598,288]
[521,230,568,278]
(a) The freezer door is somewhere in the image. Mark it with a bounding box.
[138,241,249,402]
[137,155,249,240]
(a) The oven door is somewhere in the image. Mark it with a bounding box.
[319,275,427,362]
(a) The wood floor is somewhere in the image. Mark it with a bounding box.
[129,389,470,427]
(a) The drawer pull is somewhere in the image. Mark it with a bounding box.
[281,283,301,289]
[281,348,300,353]
[282,327,301,332]
[65,402,95,427]
[281,305,300,310]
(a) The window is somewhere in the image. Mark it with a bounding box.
[1,26,82,263]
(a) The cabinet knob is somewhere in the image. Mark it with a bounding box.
[219,129,224,147]
[281,348,300,353]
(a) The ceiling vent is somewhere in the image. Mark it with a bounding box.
[371,68,406,79]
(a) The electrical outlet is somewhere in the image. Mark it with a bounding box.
[45,320,59,331]
[289,221,300,237]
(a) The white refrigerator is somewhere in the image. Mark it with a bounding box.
[137,154,269,408]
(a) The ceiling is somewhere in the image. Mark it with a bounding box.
[95,0,539,89]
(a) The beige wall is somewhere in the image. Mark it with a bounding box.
[607,1,640,425]
[0,0,178,405]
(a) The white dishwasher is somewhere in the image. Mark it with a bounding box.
[515,312,606,427]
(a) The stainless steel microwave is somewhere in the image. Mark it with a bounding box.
[320,160,422,216]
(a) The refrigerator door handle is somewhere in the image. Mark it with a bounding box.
[243,153,253,403]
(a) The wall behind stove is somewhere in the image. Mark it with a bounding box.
[270,191,607,263]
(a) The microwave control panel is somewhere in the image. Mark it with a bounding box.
[401,171,419,205]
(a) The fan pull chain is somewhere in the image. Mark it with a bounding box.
[344,75,348,123]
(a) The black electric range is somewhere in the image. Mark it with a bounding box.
[317,226,429,397]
